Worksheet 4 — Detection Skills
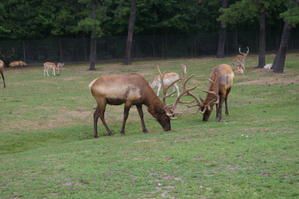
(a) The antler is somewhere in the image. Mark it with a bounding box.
[157,65,181,104]
[239,46,250,56]
[238,47,242,54]
[246,46,249,55]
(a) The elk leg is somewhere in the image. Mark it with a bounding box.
[93,107,100,138]
[136,104,148,133]
[53,68,56,76]
[120,103,131,135]
[217,96,224,122]
[225,88,231,115]
[0,71,5,88]
[98,100,113,136]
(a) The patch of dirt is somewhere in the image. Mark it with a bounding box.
[236,69,299,85]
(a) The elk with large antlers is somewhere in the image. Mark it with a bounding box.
[196,64,234,121]
[0,60,6,88]
[89,73,172,138]
[232,46,249,74]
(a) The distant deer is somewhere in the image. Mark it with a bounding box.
[151,65,186,97]
[232,47,249,74]
[43,62,64,76]
[0,60,6,88]
[89,73,172,138]
[9,60,27,68]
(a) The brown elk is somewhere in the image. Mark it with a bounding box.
[0,60,6,88]
[43,62,64,76]
[89,73,172,138]
[9,60,27,68]
[232,47,249,74]
[192,64,234,122]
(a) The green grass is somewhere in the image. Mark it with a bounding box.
[0,53,298,199]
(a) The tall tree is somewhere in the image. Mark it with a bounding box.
[216,0,228,58]
[77,0,106,70]
[273,0,299,73]
[124,0,136,65]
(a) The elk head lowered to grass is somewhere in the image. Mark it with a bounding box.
[0,60,6,88]
[89,73,173,138]
[232,46,249,74]
[187,64,234,122]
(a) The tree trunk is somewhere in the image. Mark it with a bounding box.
[233,30,238,53]
[216,0,228,58]
[124,0,136,65]
[89,1,97,70]
[22,41,26,62]
[257,11,266,68]
[272,22,291,73]
[59,38,63,62]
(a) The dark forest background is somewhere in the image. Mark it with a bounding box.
[0,0,298,72]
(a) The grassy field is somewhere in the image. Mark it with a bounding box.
[0,53,298,199]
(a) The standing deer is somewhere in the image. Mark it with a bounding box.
[197,64,234,121]
[89,73,172,138]
[43,62,64,76]
[156,64,200,117]
[232,47,249,74]
[150,65,183,97]
[0,60,6,88]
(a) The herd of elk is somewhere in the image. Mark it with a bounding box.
[43,62,64,76]
[0,60,6,88]
[232,47,249,74]
[89,63,235,137]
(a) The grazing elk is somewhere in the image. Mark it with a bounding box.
[89,73,172,138]
[0,60,6,88]
[196,64,234,122]
[9,60,27,68]
[43,62,64,76]
[151,65,184,97]
[232,47,249,74]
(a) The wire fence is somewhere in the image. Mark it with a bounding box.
[0,29,299,64]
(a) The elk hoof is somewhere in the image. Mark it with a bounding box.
[106,131,113,136]
[143,129,149,133]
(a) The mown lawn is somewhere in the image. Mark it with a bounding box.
[0,53,298,199]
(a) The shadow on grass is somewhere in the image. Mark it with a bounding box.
[0,125,93,155]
